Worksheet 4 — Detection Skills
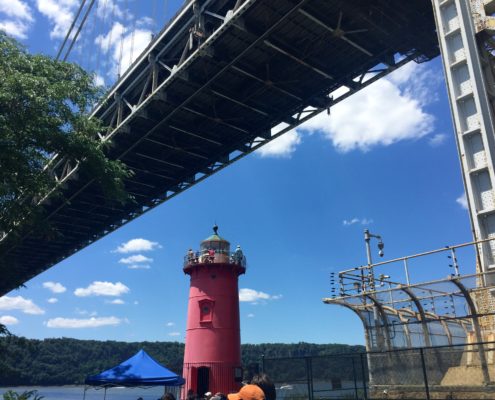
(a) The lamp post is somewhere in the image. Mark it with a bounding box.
[364,229,384,291]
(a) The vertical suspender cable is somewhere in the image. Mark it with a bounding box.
[152,0,158,36]
[94,0,108,77]
[117,0,128,77]
[83,0,99,71]
[129,0,137,68]
[163,0,169,29]
[105,0,117,77]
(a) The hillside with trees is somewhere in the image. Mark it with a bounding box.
[0,337,364,386]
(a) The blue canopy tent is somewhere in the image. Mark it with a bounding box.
[84,349,184,399]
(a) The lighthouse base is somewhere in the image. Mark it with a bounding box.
[182,361,242,398]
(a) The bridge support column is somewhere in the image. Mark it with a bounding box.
[432,0,495,286]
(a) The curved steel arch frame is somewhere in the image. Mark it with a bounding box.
[324,272,495,353]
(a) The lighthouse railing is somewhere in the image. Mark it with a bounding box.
[183,250,247,269]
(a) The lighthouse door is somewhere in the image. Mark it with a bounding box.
[197,367,210,397]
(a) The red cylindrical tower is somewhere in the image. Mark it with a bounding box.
[182,226,246,398]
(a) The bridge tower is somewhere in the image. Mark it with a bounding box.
[431,0,495,336]
[182,226,246,397]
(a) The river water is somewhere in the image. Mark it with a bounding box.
[0,386,169,400]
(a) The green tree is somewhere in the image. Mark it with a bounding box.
[0,31,131,235]
[0,32,132,299]
[3,390,43,400]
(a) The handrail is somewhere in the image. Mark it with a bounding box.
[183,249,247,269]
[339,237,495,275]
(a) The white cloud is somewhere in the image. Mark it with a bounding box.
[0,0,34,39]
[95,21,152,78]
[95,21,125,53]
[117,27,153,75]
[46,316,123,328]
[36,0,79,39]
[95,0,125,20]
[429,133,447,147]
[0,296,44,315]
[0,315,19,325]
[297,62,437,152]
[257,130,301,158]
[43,281,66,293]
[108,299,125,305]
[247,313,255,318]
[74,281,129,297]
[343,218,373,226]
[114,238,162,253]
[456,193,468,210]
[239,288,281,303]
[127,264,151,270]
[75,309,98,316]
[134,301,139,305]
[94,74,105,87]
[0,0,33,20]
[168,332,180,337]
[47,298,58,304]
[119,254,153,264]
[166,322,175,327]
[0,20,30,39]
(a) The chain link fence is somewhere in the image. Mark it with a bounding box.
[259,341,495,399]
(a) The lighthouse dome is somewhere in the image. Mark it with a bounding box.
[201,224,230,253]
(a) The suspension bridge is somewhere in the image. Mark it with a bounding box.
[0,0,467,296]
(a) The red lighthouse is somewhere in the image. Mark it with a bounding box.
[182,226,246,397]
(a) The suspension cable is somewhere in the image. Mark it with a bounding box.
[62,0,98,62]
[56,0,87,61]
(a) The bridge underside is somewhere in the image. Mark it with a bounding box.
[0,0,439,295]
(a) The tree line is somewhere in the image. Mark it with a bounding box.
[0,336,363,386]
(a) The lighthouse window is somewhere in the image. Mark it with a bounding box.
[199,299,214,323]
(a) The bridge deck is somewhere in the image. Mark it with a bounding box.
[0,0,439,295]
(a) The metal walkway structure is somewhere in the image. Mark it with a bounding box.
[0,0,440,295]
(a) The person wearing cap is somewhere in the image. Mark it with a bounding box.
[227,385,265,400]
[251,374,276,400]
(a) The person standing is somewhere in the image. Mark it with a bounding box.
[251,373,276,400]
[233,245,243,264]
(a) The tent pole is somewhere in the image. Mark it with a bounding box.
[83,385,87,400]
[104,387,107,400]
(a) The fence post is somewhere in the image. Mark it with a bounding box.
[359,353,368,400]
[305,357,313,400]
[419,348,430,400]
[351,356,359,399]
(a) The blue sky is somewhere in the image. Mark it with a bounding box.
[0,0,474,345]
